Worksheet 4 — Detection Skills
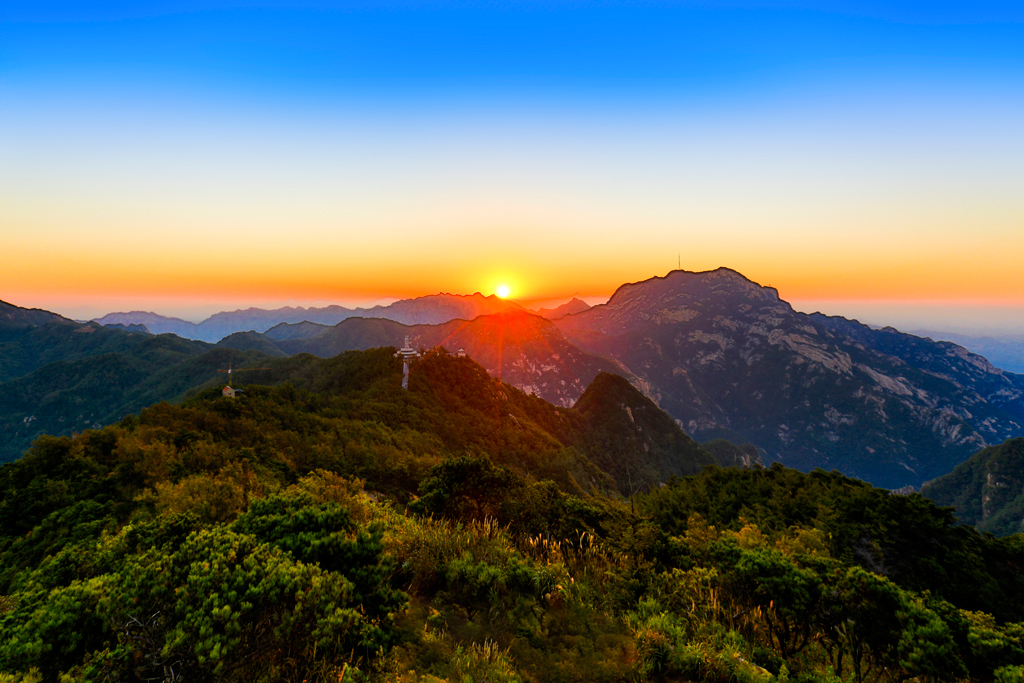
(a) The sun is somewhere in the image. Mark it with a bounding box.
[496,284,511,299]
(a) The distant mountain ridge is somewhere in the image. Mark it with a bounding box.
[8,269,1024,489]
[910,329,1024,374]
[0,300,69,327]
[534,298,592,320]
[219,270,1024,487]
[93,293,525,343]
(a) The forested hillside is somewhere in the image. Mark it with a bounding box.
[1,350,1022,682]
[922,437,1024,536]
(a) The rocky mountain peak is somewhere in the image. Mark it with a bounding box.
[558,268,791,337]
[555,269,1024,488]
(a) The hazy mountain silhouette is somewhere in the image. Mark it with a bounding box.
[532,298,592,320]
[93,293,524,343]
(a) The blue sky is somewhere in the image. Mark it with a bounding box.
[5,2,1022,98]
[2,1,1023,329]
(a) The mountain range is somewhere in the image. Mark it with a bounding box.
[4,267,1023,489]
[910,329,1024,375]
[92,292,533,342]
[225,311,627,408]
[213,269,1024,488]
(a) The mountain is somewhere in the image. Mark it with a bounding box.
[921,437,1024,536]
[2,346,1023,683]
[0,300,68,327]
[12,270,1024,489]
[216,330,289,356]
[0,305,152,383]
[0,301,289,462]
[533,297,592,320]
[266,311,626,408]
[910,330,1024,374]
[355,292,525,325]
[555,268,1024,488]
[94,293,525,343]
[698,438,764,468]
[570,372,717,490]
[91,310,200,338]
[0,332,274,462]
[102,322,151,334]
[264,319,333,341]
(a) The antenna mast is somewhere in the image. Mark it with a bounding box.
[218,362,271,398]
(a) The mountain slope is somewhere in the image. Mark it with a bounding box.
[2,347,1023,682]
[0,300,68,326]
[91,310,200,338]
[556,268,1024,488]
[910,329,1024,374]
[269,311,626,408]
[571,372,717,491]
[0,331,276,462]
[921,437,1024,536]
[0,301,153,382]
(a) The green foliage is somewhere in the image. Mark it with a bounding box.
[1,348,1023,682]
[571,372,718,494]
[923,437,1024,537]
[232,490,408,649]
[111,527,374,680]
[640,462,1024,623]
[0,576,113,680]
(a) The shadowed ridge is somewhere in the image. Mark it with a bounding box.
[921,437,1024,537]
[572,371,717,494]
[0,300,71,327]
[264,320,331,341]
[534,297,592,320]
[216,331,288,357]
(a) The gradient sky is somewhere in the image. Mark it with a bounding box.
[2,1,1022,328]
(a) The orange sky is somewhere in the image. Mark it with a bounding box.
[3,5,1023,328]
[4,215,1022,311]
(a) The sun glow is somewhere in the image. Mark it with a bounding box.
[496,285,511,299]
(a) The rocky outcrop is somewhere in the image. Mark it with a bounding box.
[555,268,1024,488]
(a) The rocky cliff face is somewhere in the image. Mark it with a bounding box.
[556,268,1024,488]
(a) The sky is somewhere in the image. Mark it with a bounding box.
[2,1,1023,329]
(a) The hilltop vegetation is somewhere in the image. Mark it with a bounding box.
[0,329,273,463]
[1,349,1022,683]
[922,437,1024,537]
